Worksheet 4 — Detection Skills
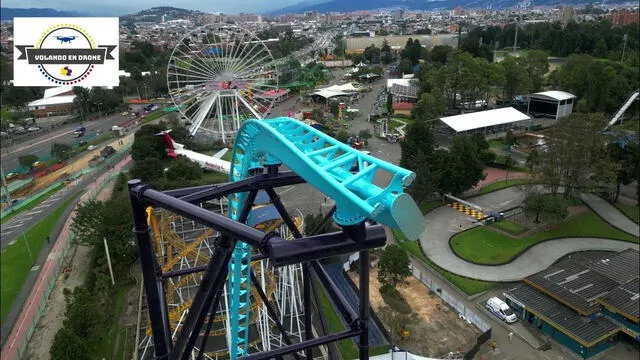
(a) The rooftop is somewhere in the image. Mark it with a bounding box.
[597,278,640,322]
[585,248,639,285]
[439,107,530,133]
[392,102,415,111]
[28,95,76,107]
[530,90,577,101]
[506,285,619,347]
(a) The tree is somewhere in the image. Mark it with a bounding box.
[377,245,411,288]
[71,199,105,244]
[607,141,640,202]
[51,143,73,160]
[50,327,90,360]
[408,149,438,203]
[411,92,445,122]
[311,109,325,124]
[381,39,392,65]
[505,129,515,146]
[130,157,165,182]
[357,129,372,146]
[386,92,393,114]
[526,149,541,172]
[400,120,435,171]
[523,189,569,224]
[18,154,38,169]
[519,50,549,93]
[131,124,167,161]
[397,58,413,75]
[523,190,546,223]
[304,213,337,235]
[165,156,202,181]
[335,130,349,143]
[430,136,486,195]
[363,45,381,64]
[73,87,92,119]
[535,113,611,197]
[429,45,453,66]
[504,155,515,181]
[501,57,529,101]
[470,133,496,165]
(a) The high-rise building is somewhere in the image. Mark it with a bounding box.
[606,10,640,28]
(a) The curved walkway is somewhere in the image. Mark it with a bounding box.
[418,188,639,282]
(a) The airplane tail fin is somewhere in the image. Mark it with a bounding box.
[156,130,184,157]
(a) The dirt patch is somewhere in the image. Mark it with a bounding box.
[25,243,93,360]
[350,268,480,357]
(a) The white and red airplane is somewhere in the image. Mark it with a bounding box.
[157,130,231,174]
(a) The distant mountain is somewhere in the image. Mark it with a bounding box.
[120,6,205,24]
[270,0,628,14]
[0,8,88,21]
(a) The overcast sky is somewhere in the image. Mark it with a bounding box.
[1,0,305,15]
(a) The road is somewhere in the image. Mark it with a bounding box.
[0,112,137,173]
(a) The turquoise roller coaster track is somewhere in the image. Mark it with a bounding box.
[227,117,424,358]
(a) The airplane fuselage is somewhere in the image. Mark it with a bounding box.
[175,149,231,174]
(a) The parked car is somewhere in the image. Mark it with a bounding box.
[27,126,40,132]
[87,145,97,151]
[121,111,129,116]
[79,140,88,146]
[486,297,517,323]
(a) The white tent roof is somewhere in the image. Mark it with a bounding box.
[440,107,530,133]
[530,90,576,101]
[313,83,358,99]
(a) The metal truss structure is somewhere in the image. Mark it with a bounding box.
[129,117,425,360]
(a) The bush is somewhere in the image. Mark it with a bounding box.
[379,284,412,314]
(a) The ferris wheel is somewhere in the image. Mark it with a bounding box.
[167,24,278,144]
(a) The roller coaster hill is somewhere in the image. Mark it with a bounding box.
[129,117,425,360]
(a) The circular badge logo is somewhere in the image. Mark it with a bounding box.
[35,24,96,85]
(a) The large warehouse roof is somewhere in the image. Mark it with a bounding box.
[530,91,576,101]
[506,285,620,346]
[439,107,530,133]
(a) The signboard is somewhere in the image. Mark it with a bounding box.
[13,17,119,86]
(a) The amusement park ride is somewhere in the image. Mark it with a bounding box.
[130,24,425,360]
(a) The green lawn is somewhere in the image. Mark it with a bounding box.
[475,179,532,195]
[0,194,79,323]
[1,183,65,224]
[315,278,360,359]
[490,220,529,236]
[419,200,443,215]
[391,229,495,296]
[451,210,639,265]
[615,202,639,224]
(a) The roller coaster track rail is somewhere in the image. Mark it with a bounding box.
[128,117,424,360]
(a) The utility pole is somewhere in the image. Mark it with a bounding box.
[104,237,115,285]
[621,34,628,63]
[513,21,519,55]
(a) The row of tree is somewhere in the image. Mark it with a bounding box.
[51,173,138,359]
[461,20,638,65]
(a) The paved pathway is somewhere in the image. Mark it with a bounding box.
[419,188,639,282]
[580,193,639,237]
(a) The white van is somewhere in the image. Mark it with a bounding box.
[486,297,517,323]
